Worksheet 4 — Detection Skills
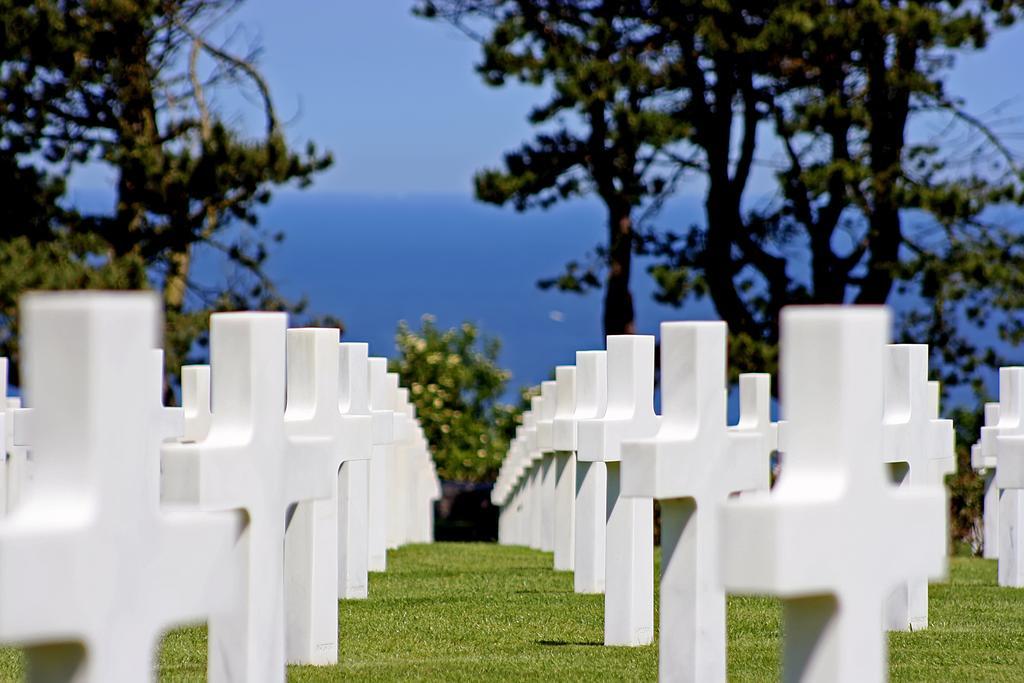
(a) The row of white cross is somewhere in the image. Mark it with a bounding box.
[972,366,1024,587]
[0,291,440,682]
[493,307,957,683]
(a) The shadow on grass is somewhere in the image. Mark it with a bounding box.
[536,640,604,647]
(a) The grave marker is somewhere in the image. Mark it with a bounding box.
[881,344,954,631]
[972,402,1000,559]
[368,357,395,571]
[550,365,577,571]
[182,364,213,442]
[162,312,334,683]
[0,292,238,682]
[559,351,607,593]
[719,306,946,683]
[577,335,659,646]
[336,343,374,598]
[621,322,772,682]
[982,367,1024,586]
[537,380,557,553]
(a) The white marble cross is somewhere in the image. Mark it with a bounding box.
[557,351,607,593]
[368,357,395,571]
[537,380,557,553]
[181,364,213,442]
[396,386,419,547]
[280,330,373,664]
[577,335,659,646]
[496,427,529,545]
[150,350,185,442]
[336,343,375,596]
[720,306,946,683]
[3,394,26,514]
[162,312,334,683]
[621,321,772,682]
[386,374,409,550]
[0,359,12,515]
[0,292,239,682]
[408,424,439,543]
[972,402,1000,559]
[550,365,577,571]
[981,367,1024,586]
[524,399,543,550]
[881,344,954,631]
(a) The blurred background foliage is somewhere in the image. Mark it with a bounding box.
[0,0,334,392]
[390,316,528,482]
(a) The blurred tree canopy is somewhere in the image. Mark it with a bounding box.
[390,316,522,482]
[417,0,1024,392]
[0,0,333,385]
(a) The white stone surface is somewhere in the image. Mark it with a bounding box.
[621,321,772,683]
[182,364,213,442]
[280,330,373,664]
[982,367,1024,586]
[972,402,1000,558]
[0,359,11,515]
[3,395,24,513]
[719,306,946,683]
[537,380,557,553]
[368,357,395,572]
[525,400,543,550]
[394,387,416,547]
[578,335,659,647]
[385,373,408,551]
[558,351,608,593]
[881,344,954,631]
[0,292,238,682]
[551,365,577,571]
[151,350,185,442]
[336,343,374,599]
[161,311,334,683]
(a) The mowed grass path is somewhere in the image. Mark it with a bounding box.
[0,543,1021,680]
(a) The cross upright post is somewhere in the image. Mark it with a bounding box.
[385,374,409,550]
[558,351,607,593]
[550,365,577,571]
[181,364,213,442]
[394,387,417,547]
[0,358,11,516]
[972,402,1001,558]
[537,380,557,553]
[577,335,659,646]
[281,330,374,664]
[0,292,239,682]
[496,427,528,545]
[162,311,334,683]
[621,321,773,682]
[719,306,946,683]
[881,344,954,630]
[982,367,1024,586]
[336,343,374,598]
[522,401,542,550]
[368,357,395,571]
[149,349,184,442]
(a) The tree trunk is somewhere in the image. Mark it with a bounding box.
[603,206,636,336]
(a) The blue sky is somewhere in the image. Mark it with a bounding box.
[66,2,1024,197]
[68,3,1024,404]
[237,2,1024,196]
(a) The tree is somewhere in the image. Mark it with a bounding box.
[0,0,333,385]
[645,0,1024,389]
[415,0,694,336]
[420,0,1024,392]
[390,316,522,482]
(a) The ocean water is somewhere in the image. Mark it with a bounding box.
[201,192,718,402]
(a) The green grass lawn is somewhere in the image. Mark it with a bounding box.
[0,543,1021,681]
